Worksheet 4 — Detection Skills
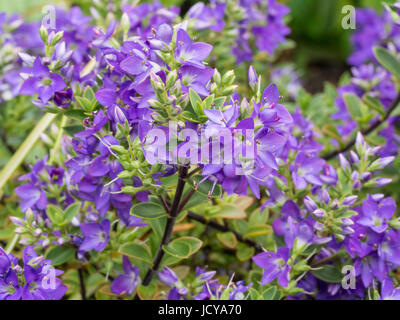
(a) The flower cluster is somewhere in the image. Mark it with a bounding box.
[158,266,251,300]
[0,246,66,300]
[1,0,400,301]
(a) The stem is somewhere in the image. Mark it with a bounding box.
[78,266,87,300]
[177,188,196,213]
[311,251,342,268]
[322,92,400,160]
[157,195,170,212]
[187,211,263,253]
[0,113,57,195]
[187,167,201,178]
[141,166,189,286]
[49,115,67,164]
[5,235,19,254]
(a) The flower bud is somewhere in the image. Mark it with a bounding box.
[222,70,235,86]
[360,172,372,181]
[355,132,366,156]
[312,209,325,218]
[10,216,24,226]
[166,69,178,89]
[320,189,330,204]
[213,69,221,86]
[342,195,358,206]
[342,218,354,227]
[121,13,131,35]
[150,72,165,93]
[366,177,392,187]
[350,151,359,164]
[51,31,64,46]
[338,153,350,171]
[304,196,317,212]
[114,106,127,124]
[118,170,135,179]
[342,226,355,235]
[40,25,48,43]
[369,156,395,171]
[248,65,258,91]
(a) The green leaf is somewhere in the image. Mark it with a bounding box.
[64,125,84,137]
[84,86,95,101]
[183,237,203,254]
[244,224,272,238]
[189,88,203,116]
[262,286,277,300]
[343,93,362,120]
[163,236,203,260]
[75,96,93,112]
[46,246,75,266]
[64,109,87,121]
[248,287,262,300]
[181,111,200,123]
[217,232,237,249]
[202,94,214,109]
[322,124,344,146]
[208,204,247,220]
[131,202,167,220]
[362,95,386,116]
[236,243,254,262]
[119,243,153,265]
[311,265,343,283]
[148,218,166,242]
[137,284,157,300]
[374,46,400,82]
[213,97,226,109]
[46,204,64,225]
[163,241,191,258]
[181,191,208,211]
[63,203,80,225]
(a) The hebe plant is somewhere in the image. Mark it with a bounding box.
[0,0,400,300]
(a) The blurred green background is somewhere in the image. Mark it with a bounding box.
[0,0,395,92]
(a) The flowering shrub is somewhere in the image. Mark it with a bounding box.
[1,0,400,301]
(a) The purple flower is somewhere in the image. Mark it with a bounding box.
[79,220,110,252]
[378,230,400,265]
[15,158,49,212]
[0,247,11,277]
[21,265,66,300]
[175,29,212,69]
[252,247,291,287]
[19,57,66,103]
[380,280,400,300]
[0,270,22,300]
[188,2,226,32]
[291,152,325,190]
[111,256,140,296]
[354,254,386,287]
[158,267,178,287]
[179,65,214,97]
[0,246,67,300]
[358,196,396,233]
[259,84,293,127]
